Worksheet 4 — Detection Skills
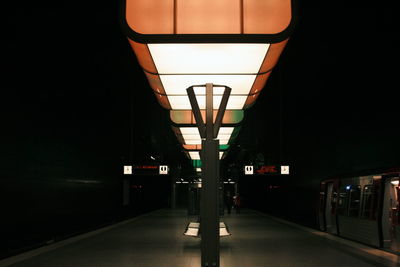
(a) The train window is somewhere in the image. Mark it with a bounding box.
[331,190,337,212]
[360,184,374,219]
[319,191,325,212]
[348,185,361,217]
[337,189,348,216]
[392,180,399,225]
[337,182,364,217]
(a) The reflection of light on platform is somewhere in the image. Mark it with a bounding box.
[219,222,231,237]
[184,222,200,237]
[184,222,231,237]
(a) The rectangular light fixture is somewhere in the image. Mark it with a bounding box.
[170,110,244,125]
[161,75,257,95]
[188,151,224,160]
[180,127,233,136]
[148,44,269,111]
[167,95,248,110]
[148,44,269,74]
[181,127,233,145]
[189,151,201,160]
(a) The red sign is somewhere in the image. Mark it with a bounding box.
[129,165,159,176]
[133,165,158,170]
[256,165,278,174]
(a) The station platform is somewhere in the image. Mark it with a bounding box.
[1,209,399,267]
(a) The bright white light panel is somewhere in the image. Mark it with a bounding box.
[188,151,224,160]
[188,151,201,160]
[148,43,269,110]
[149,44,269,74]
[167,95,248,110]
[161,75,256,95]
[181,127,234,145]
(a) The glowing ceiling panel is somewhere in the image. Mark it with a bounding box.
[148,44,269,74]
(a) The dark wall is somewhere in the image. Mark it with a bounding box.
[0,92,173,259]
[1,0,178,260]
[0,89,172,260]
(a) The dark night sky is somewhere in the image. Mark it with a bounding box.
[3,1,399,179]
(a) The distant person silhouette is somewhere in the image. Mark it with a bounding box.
[233,193,241,214]
[224,191,233,214]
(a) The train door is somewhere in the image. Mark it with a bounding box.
[319,181,338,234]
[381,176,400,252]
[325,182,338,234]
[325,183,334,232]
[318,182,327,231]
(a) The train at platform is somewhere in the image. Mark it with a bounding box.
[318,167,400,254]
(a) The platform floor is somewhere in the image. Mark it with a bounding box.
[1,209,399,267]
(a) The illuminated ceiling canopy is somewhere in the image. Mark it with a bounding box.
[121,0,295,162]
[172,126,239,145]
[170,110,244,125]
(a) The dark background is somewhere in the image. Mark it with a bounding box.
[2,1,398,259]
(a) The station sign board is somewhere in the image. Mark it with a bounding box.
[244,165,254,175]
[123,165,132,175]
[123,165,169,175]
[281,165,289,175]
[243,165,290,175]
[159,165,169,175]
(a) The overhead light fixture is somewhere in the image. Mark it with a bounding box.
[170,110,244,125]
[121,0,295,110]
[121,0,294,164]
[170,109,241,162]
[187,151,224,160]
[178,126,234,145]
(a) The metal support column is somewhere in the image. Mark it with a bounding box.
[201,83,220,267]
[186,83,231,267]
[201,139,219,266]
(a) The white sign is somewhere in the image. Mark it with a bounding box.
[244,165,253,175]
[124,165,132,175]
[159,165,169,175]
[281,165,289,175]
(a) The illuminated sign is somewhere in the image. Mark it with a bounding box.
[127,165,169,175]
[159,165,169,175]
[281,166,289,175]
[244,165,254,175]
[124,166,132,175]
[244,165,290,175]
[133,165,158,170]
[256,165,278,174]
